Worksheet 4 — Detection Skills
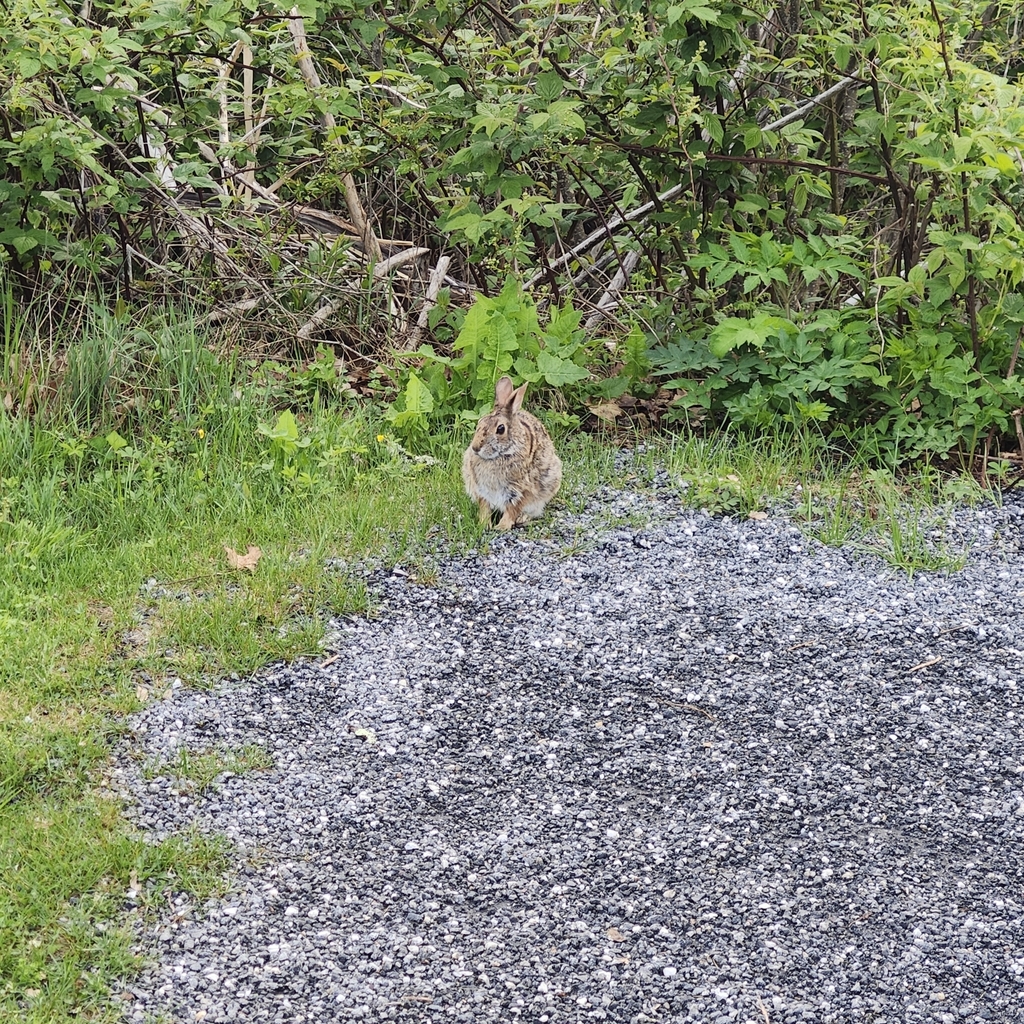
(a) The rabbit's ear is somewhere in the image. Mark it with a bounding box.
[494,376,514,407]
[510,381,528,412]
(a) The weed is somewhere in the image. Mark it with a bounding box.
[149,744,275,792]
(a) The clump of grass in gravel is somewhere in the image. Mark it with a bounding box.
[661,431,993,573]
[144,744,275,793]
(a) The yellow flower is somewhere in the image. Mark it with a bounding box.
[197,428,206,439]
[376,434,386,442]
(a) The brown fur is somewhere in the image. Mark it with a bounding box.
[462,376,562,530]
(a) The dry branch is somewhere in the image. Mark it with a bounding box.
[584,250,640,332]
[761,75,859,132]
[287,8,383,263]
[297,300,345,341]
[524,183,685,290]
[403,254,452,350]
[371,247,431,280]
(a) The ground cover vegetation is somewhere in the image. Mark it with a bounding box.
[1,0,1022,1019]
[2,0,1024,466]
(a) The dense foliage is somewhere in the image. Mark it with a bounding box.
[2,0,1024,464]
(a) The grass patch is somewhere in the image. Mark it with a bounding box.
[661,431,992,573]
[0,317,485,1020]
[145,744,276,792]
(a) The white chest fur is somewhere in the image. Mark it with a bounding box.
[473,477,518,509]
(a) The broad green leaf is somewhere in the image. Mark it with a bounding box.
[535,72,563,104]
[453,298,495,354]
[536,349,589,386]
[951,135,972,163]
[270,410,299,442]
[402,372,434,415]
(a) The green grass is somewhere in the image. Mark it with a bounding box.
[0,311,490,1020]
[144,744,276,792]
[0,305,1002,1022]
[660,430,991,573]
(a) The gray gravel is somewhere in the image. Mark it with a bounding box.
[116,478,1024,1024]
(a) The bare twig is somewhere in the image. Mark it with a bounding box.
[287,9,383,262]
[371,247,430,280]
[761,75,860,133]
[296,299,345,341]
[1007,324,1023,379]
[403,254,452,350]
[365,81,429,110]
[1012,409,1024,462]
[584,249,640,331]
[524,183,685,290]
[214,41,244,149]
[201,297,262,325]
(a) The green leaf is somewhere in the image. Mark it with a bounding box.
[258,410,300,443]
[708,314,794,357]
[402,372,434,415]
[951,135,972,163]
[623,324,652,383]
[535,72,563,104]
[536,349,589,386]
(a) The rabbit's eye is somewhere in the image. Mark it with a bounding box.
[497,424,506,435]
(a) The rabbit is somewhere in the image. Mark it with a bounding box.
[462,375,562,530]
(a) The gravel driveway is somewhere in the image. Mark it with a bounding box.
[117,481,1024,1024]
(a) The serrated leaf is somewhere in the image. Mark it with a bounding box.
[623,324,652,382]
[700,112,724,146]
[453,296,496,353]
[535,71,563,104]
[536,349,589,386]
[402,371,434,415]
[688,5,720,22]
[708,314,792,357]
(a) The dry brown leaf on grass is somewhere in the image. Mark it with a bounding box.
[588,401,624,423]
[224,544,263,572]
[137,683,174,702]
